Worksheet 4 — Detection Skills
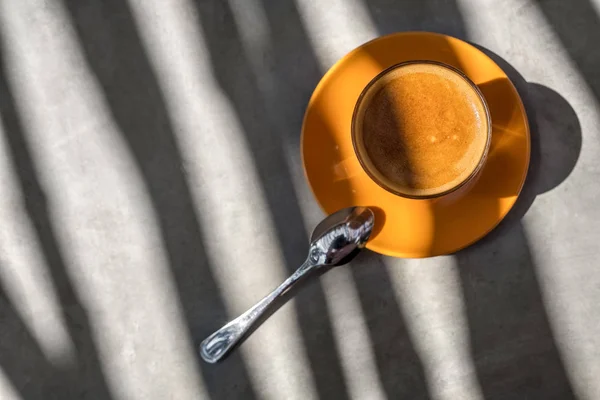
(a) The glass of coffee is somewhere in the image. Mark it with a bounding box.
[352,60,491,199]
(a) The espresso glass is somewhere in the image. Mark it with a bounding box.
[351,60,492,200]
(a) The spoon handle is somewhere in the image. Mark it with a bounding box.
[200,258,318,363]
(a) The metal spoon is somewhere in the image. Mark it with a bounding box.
[200,206,375,363]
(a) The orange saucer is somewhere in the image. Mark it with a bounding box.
[301,32,530,258]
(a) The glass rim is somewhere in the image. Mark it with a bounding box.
[351,60,493,200]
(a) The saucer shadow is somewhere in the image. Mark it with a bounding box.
[471,46,582,241]
[421,42,581,253]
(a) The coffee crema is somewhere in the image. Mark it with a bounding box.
[353,62,489,197]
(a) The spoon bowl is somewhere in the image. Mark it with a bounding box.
[309,206,374,266]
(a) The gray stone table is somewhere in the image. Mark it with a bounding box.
[0,0,597,399]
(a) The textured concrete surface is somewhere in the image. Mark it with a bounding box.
[0,0,598,399]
